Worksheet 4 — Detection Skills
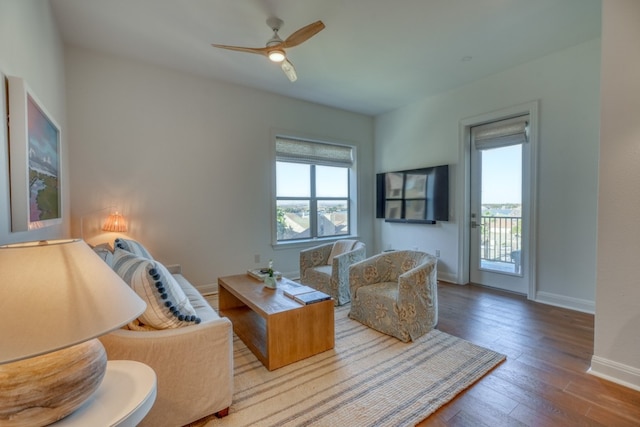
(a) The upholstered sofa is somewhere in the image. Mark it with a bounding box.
[348,250,438,342]
[94,241,233,427]
[299,240,366,305]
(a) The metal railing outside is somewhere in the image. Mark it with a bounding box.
[480,216,522,265]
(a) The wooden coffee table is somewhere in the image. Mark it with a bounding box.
[217,274,334,371]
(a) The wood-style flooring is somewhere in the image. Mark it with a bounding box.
[419,282,640,427]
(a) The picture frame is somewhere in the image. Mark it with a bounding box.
[7,76,62,231]
[404,200,426,220]
[385,200,402,219]
[385,172,403,198]
[404,173,427,199]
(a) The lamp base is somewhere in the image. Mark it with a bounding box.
[0,339,107,427]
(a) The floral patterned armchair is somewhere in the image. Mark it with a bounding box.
[348,250,438,342]
[299,240,366,306]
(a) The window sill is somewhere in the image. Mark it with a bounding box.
[272,236,360,251]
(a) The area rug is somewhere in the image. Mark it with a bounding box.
[198,296,505,427]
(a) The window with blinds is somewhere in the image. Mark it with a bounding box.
[471,115,529,150]
[275,137,354,242]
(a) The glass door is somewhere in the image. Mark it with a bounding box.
[469,116,529,294]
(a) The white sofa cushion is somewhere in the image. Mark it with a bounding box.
[112,248,199,329]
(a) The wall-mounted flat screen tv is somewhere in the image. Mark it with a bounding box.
[376,164,449,224]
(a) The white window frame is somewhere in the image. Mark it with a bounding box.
[272,133,358,247]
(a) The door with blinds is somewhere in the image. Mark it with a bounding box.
[469,115,530,294]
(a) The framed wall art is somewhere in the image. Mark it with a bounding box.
[385,200,402,219]
[403,173,427,199]
[7,76,62,231]
[384,172,404,198]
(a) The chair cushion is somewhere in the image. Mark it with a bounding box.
[327,240,357,265]
[303,265,333,292]
[356,282,398,301]
[311,265,332,278]
[112,248,200,329]
[114,237,154,259]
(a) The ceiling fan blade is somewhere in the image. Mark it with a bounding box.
[211,44,269,56]
[281,58,297,82]
[282,20,325,48]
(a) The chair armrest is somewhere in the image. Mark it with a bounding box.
[349,251,387,294]
[99,317,233,426]
[332,245,367,304]
[165,264,182,275]
[398,257,437,305]
[100,316,232,357]
[333,245,366,282]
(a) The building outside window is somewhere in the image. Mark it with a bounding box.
[275,136,354,242]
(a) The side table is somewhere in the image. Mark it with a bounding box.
[51,360,157,427]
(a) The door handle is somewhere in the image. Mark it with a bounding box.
[471,220,478,228]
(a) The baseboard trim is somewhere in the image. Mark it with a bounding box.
[534,291,595,314]
[589,355,640,392]
[437,271,457,284]
[281,271,299,280]
[198,283,218,295]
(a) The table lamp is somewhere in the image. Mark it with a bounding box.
[102,211,127,233]
[0,239,146,426]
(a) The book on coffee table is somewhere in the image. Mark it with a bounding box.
[278,279,331,304]
[279,279,316,299]
[292,290,332,305]
[247,268,282,281]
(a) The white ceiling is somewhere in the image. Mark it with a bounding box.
[50,0,601,116]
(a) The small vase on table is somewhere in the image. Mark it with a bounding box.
[264,260,277,289]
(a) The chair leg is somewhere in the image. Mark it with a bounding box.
[215,407,229,418]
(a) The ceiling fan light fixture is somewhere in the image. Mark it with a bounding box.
[268,49,286,62]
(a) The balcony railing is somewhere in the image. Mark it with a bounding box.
[480,216,522,267]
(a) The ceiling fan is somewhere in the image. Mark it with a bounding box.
[212,17,325,82]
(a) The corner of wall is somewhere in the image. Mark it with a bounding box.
[589,356,640,392]
[534,291,595,314]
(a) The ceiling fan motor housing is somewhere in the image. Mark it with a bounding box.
[266,17,284,32]
[266,18,285,62]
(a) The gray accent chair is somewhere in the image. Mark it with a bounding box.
[299,240,366,306]
[348,250,438,342]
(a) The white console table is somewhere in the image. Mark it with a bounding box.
[51,360,157,427]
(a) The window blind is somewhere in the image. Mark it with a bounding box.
[276,137,353,167]
[472,115,529,150]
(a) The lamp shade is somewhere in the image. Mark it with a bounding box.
[102,212,127,232]
[0,239,145,364]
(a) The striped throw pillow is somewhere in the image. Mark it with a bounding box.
[112,248,200,329]
[114,238,154,259]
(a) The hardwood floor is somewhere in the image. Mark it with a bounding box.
[418,282,640,427]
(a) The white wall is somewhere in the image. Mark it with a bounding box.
[65,47,374,289]
[375,39,601,310]
[0,0,68,244]
[591,0,640,391]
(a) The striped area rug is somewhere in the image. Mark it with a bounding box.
[199,298,505,427]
